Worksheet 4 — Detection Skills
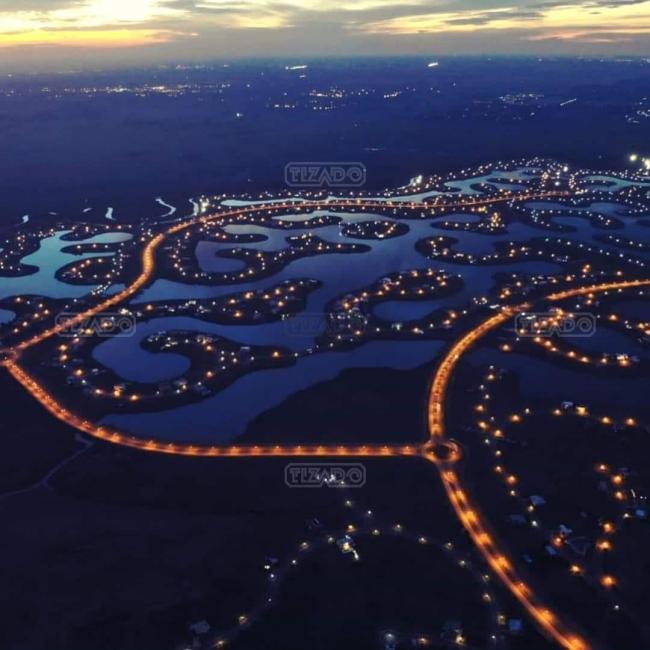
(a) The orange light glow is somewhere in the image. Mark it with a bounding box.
[0,29,177,48]
[5,190,647,650]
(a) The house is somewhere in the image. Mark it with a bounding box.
[189,620,210,635]
[566,536,591,557]
[337,535,355,553]
[441,620,463,644]
[383,632,397,650]
[192,382,211,396]
[508,619,524,635]
[305,517,322,531]
[173,378,189,390]
[337,535,360,560]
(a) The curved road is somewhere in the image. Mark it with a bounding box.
[4,190,646,650]
[426,278,650,650]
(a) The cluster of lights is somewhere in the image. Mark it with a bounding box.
[472,367,634,607]
[321,268,465,348]
[135,279,318,326]
[420,233,647,270]
[167,228,367,285]
[5,161,650,650]
[340,219,408,240]
[629,153,650,172]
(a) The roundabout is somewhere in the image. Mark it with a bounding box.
[3,190,649,650]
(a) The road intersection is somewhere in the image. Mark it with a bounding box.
[5,190,646,650]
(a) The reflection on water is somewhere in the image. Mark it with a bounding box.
[0,230,132,300]
[611,300,650,321]
[374,300,441,322]
[101,340,443,443]
[5,168,650,443]
[468,348,650,409]
[0,308,15,324]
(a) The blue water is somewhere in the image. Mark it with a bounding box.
[608,299,650,322]
[585,175,650,191]
[92,200,562,441]
[468,348,650,410]
[89,189,569,445]
[374,300,442,322]
[0,230,132,300]
[4,166,650,443]
[0,308,15,324]
[570,325,649,358]
[195,241,248,273]
[101,340,443,443]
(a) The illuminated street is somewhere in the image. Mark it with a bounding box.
[3,170,650,648]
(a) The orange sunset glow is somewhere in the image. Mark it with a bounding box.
[0,0,649,64]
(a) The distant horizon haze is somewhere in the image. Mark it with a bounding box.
[1,0,649,72]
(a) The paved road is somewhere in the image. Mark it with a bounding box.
[4,189,644,650]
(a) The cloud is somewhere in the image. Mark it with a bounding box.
[358,0,650,41]
[0,0,79,9]
[0,0,184,28]
[0,27,180,47]
[0,0,649,57]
